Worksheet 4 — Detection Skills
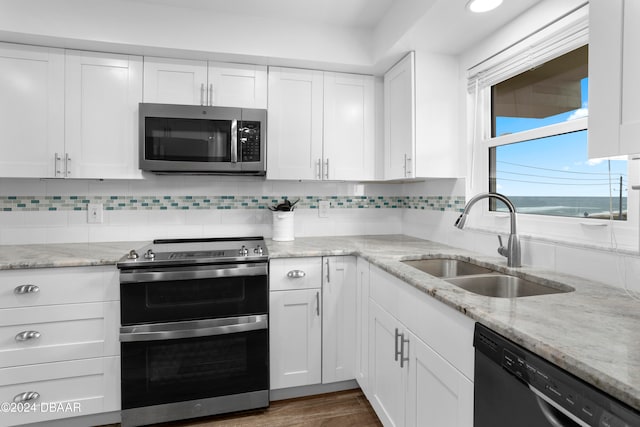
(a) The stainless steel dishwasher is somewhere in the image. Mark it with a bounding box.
[474,323,640,427]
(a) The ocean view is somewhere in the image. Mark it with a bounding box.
[495,196,628,220]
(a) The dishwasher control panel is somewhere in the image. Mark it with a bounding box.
[474,324,639,427]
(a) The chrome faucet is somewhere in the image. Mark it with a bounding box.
[454,192,521,267]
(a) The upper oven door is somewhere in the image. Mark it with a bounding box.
[119,262,268,325]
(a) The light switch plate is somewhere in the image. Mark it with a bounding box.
[318,200,330,218]
[87,203,103,224]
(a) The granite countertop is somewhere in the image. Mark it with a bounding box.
[1,235,638,412]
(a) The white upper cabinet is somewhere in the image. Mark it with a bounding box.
[143,57,208,105]
[65,50,143,179]
[0,43,64,178]
[589,0,640,157]
[208,62,267,109]
[267,67,377,181]
[323,73,376,180]
[384,52,415,180]
[383,51,461,179]
[143,57,267,108]
[267,67,324,180]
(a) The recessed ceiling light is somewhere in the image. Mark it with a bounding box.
[467,0,503,13]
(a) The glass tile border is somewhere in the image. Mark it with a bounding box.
[0,195,466,213]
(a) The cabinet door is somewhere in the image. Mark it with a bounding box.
[269,288,322,389]
[143,57,208,105]
[384,52,415,179]
[323,72,376,180]
[405,331,474,427]
[0,43,64,178]
[65,50,143,179]
[589,0,640,157]
[209,62,267,109]
[355,258,371,393]
[267,67,324,180]
[322,256,357,384]
[368,301,406,427]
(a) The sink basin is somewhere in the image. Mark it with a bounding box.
[402,258,495,278]
[445,274,572,298]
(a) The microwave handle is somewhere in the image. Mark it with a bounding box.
[231,119,238,163]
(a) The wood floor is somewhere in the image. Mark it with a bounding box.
[159,389,382,427]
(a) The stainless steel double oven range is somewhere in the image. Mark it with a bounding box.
[116,237,269,427]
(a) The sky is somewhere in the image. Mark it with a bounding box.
[493,78,628,198]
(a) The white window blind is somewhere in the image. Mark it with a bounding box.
[467,3,588,94]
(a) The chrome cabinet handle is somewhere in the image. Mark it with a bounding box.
[317,158,322,180]
[324,158,329,180]
[287,270,306,279]
[315,291,320,316]
[54,153,62,177]
[200,83,205,105]
[65,153,71,177]
[15,331,41,342]
[406,155,412,177]
[399,333,410,368]
[209,83,213,106]
[394,328,402,362]
[14,284,40,294]
[13,391,40,403]
[325,258,330,283]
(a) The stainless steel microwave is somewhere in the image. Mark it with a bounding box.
[139,103,266,175]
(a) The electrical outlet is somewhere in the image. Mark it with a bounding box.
[318,200,330,218]
[87,203,103,224]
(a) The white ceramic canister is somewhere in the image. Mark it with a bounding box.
[272,211,295,241]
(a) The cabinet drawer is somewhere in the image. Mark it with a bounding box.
[0,266,119,309]
[0,302,119,368]
[270,258,322,290]
[0,356,120,426]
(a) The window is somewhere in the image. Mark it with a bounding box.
[466,4,638,251]
[488,45,628,220]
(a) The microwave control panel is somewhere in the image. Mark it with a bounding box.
[239,121,261,162]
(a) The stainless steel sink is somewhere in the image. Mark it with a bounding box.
[445,274,572,298]
[402,258,495,278]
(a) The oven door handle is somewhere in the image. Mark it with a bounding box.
[119,263,267,283]
[119,314,268,342]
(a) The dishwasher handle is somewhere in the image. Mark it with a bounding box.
[530,385,588,427]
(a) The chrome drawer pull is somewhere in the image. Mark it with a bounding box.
[13,391,40,403]
[14,284,40,295]
[15,331,41,342]
[287,270,306,279]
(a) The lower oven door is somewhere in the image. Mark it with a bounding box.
[120,315,269,413]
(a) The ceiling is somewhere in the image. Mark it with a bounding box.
[126,0,544,57]
[126,0,396,29]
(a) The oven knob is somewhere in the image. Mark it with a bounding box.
[144,249,156,260]
[239,245,249,256]
[127,249,139,259]
[254,245,263,255]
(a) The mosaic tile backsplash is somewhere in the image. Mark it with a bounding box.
[0,195,465,212]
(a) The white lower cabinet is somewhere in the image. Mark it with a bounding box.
[322,256,357,384]
[405,330,474,427]
[368,301,407,427]
[355,258,371,393]
[269,256,356,391]
[364,263,475,427]
[269,288,322,389]
[0,266,120,426]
